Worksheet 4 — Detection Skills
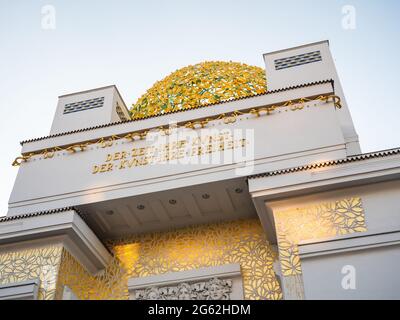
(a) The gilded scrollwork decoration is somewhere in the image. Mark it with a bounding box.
[12,94,340,168]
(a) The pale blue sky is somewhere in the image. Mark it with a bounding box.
[1,0,399,215]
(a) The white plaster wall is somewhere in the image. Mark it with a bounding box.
[359,180,400,234]
[301,242,400,299]
[22,83,334,154]
[266,180,400,300]
[268,180,400,236]
[264,41,360,155]
[50,86,119,135]
[264,41,336,92]
[9,102,346,215]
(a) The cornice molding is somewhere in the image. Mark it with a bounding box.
[20,80,334,145]
[248,148,400,180]
[0,209,111,274]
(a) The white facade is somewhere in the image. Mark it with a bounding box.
[1,41,399,300]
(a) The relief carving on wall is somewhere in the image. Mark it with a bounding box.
[134,277,232,300]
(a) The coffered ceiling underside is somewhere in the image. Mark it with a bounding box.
[78,178,256,239]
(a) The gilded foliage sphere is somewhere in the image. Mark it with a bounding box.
[131,61,267,119]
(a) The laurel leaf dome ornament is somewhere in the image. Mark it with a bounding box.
[131,61,267,119]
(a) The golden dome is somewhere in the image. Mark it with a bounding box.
[131,61,267,119]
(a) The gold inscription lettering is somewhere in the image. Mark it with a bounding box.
[92,133,247,174]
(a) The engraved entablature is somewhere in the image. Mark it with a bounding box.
[134,277,233,300]
[128,258,247,300]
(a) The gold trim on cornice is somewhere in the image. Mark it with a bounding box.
[20,80,334,145]
[12,95,341,167]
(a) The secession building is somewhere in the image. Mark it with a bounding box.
[1,41,399,300]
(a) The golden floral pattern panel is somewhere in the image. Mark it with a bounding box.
[0,244,63,300]
[56,248,128,300]
[275,197,367,276]
[0,220,281,300]
[131,61,267,119]
[108,219,282,300]
[54,219,281,300]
